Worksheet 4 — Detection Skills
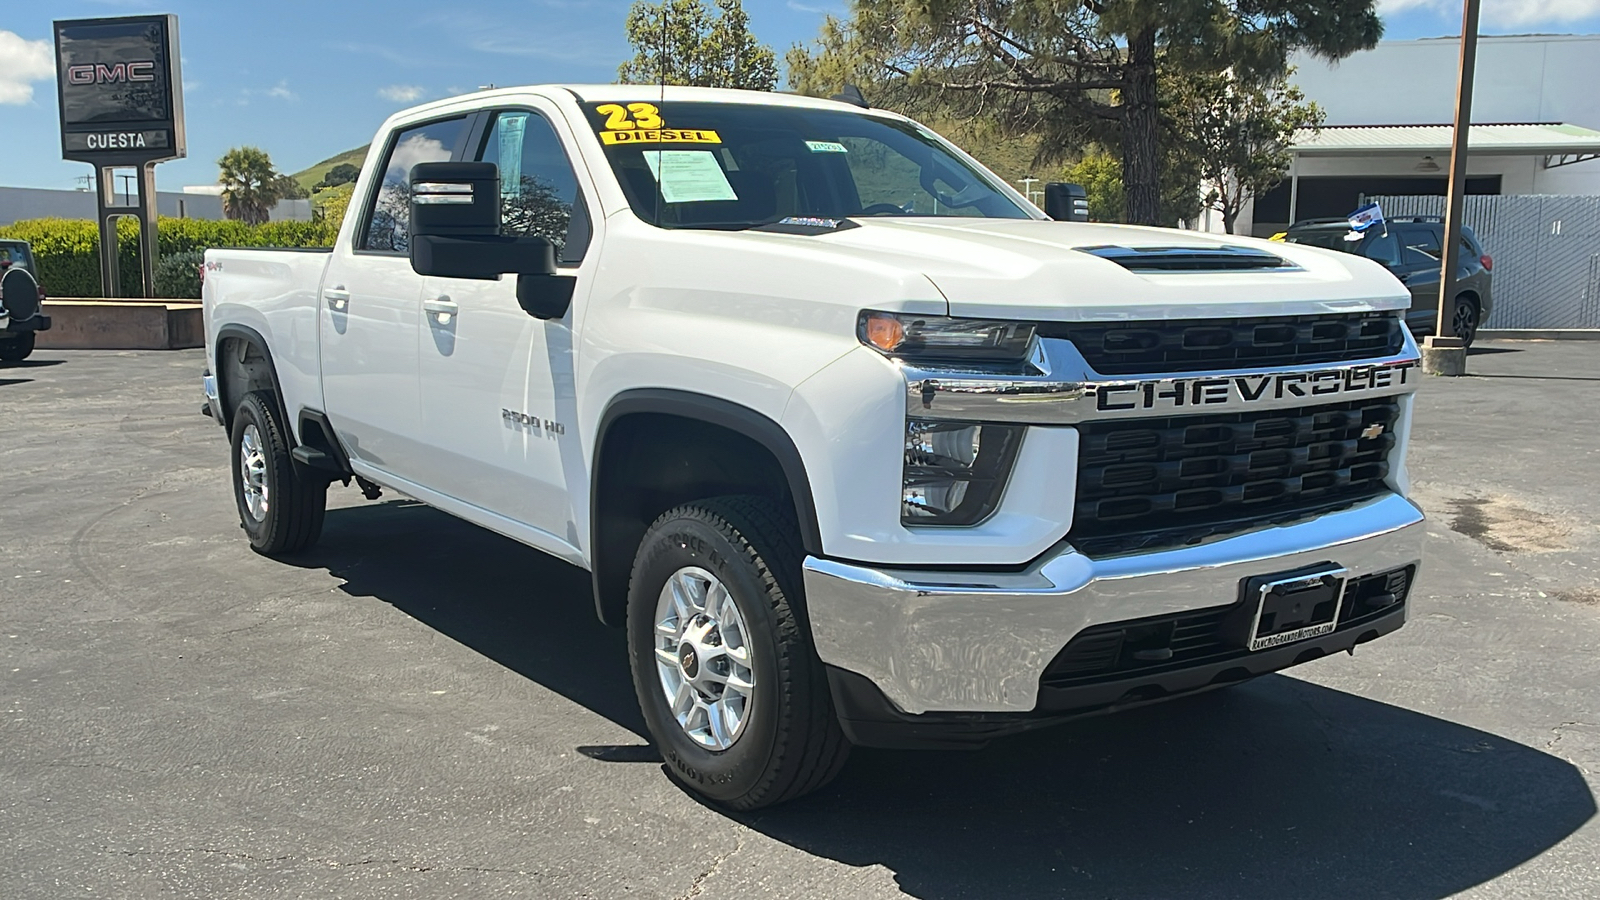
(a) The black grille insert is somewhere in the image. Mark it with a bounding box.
[1037,312,1404,375]
[1041,566,1415,687]
[1071,398,1399,556]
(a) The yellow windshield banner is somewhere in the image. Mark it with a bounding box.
[593,102,720,145]
[600,128,721,145]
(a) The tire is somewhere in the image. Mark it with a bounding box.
[627,495,849,810]
[230,391,326,555]
[0,332,35,362]
[1453,297,1481,348]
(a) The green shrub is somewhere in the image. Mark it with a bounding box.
[0,216,339,298]
[155,250,205,300]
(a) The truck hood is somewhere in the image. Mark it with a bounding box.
[777,218,1409,322]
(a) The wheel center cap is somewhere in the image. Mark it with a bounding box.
[678,643,700,679]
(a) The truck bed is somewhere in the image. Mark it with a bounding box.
[203,247,334,442]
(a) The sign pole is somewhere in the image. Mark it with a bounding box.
[1422,0,1480,376]
[137,163,159,297]
[95,166,121,298]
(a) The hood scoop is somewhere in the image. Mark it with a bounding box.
[1080,244,1294,272]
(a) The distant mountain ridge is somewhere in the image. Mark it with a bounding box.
[292,146,370,192]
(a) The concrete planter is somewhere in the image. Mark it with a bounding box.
[37,298,203,350]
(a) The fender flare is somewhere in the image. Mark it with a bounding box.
[590,388,824,624]
[214,323,292,440]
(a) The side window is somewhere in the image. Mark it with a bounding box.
[477,110,589,263]
[1363,232,1402,267]
[360,117,469,253]
[1400,226,1442,266]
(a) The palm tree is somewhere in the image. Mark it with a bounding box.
[217,147,284,225]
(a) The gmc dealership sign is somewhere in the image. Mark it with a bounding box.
[54,15,185,164]
[66,61,158,85]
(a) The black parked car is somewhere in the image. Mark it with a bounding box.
[0,239,51,362]
[1284,216,1493,347]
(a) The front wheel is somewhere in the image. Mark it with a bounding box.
[627,496,849,810]
[0,332,35,362]
[230,391,326,555]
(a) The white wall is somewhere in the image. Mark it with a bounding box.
[1290,34,1600,131]
[1198,37,1600,234]
[0,187,314,226]
[0,186,224,226]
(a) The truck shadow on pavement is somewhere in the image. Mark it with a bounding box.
[301,500,1595,900]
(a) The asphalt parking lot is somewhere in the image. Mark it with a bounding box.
[2,342,1597,899]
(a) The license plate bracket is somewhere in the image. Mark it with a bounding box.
[1227,564,1348,652]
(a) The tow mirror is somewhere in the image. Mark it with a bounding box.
[1043,182,1090,222]
[408,161,573,320]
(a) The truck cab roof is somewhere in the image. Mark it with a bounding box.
[395,83,897,120]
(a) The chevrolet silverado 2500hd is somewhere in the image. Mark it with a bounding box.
[203,85,1425,810]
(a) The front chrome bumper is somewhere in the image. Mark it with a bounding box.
[803,492,1425,715]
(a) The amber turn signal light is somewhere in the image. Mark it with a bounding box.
[863,313,905,352]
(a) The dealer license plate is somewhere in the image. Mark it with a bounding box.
[1237,565,1349,652]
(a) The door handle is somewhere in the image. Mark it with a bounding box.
[423,296,459,324]
[325,286,350,311]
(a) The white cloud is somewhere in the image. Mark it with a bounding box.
[0,30,54,105]
[1380,0,1600,28]
[378,84,425,102]
[265,81,297,101]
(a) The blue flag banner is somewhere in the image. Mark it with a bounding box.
[1347,203,1385,233]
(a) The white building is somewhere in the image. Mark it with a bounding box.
[1228,34,1600,236]
[0,186,312,228]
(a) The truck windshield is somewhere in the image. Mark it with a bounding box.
[582,101,1031,229]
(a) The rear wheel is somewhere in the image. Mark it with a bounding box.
[230,391,326,555]
[627,496,849,810]
[1453,297,1481,348]
[0,332,35,362]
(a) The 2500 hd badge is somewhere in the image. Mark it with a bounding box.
[1095,360,1417,412]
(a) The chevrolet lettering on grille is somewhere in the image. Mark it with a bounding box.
[1093,361,1418,413]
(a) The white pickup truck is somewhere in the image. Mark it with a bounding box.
[203,85,1425,809]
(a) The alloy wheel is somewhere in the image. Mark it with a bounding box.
[653,566,756,751]
[238,423,269,522]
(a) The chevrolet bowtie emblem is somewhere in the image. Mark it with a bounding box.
[1361,423,1386,440]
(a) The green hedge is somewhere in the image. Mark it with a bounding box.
[0,217,338,298]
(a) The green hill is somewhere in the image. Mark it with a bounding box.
[292,145,370,192]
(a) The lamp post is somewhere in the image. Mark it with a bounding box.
[1020,175,1041,206]
[1422,0,1481,377]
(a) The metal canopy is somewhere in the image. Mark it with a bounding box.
[1291,123,1600,169]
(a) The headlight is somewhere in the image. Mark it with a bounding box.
[860,312,1036,364]
[902,419,1024,526]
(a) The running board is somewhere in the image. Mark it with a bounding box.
[290,445,346,474]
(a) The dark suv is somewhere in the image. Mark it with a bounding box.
[0,238,51,362]
[1284,216,1493,347]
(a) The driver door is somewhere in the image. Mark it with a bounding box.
[412,105,597,551]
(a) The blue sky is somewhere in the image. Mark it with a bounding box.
[4,0,1600,191]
